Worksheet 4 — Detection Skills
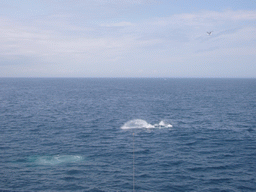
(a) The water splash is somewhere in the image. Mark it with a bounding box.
[121,119,172,130]
[28,155,83,165]
[158,120,173,128]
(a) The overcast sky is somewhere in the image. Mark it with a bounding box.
[0,0,256,77]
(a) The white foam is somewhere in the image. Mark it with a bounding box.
[159,120,173,128]
[121,119,154,129]
[31,155,83,165]
[121,119,172,129]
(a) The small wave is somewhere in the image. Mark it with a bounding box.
[121,119,172,130]
[29,155,83,165]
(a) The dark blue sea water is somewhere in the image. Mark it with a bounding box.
[0,78,256,192]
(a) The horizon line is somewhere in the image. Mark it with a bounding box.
[0,77,255,79]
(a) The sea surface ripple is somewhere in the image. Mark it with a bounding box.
[0,78,256,191]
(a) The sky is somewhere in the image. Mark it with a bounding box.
[0,0,256,78]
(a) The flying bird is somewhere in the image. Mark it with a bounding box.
[207,31,213,35]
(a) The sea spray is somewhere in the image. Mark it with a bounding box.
[121,119,172,129]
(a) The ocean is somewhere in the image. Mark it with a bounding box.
[0,78,256,191]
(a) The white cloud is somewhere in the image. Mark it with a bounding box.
[0,9,256,77]
[100,21,134,27]
[89,0,156,5]
[150,10,256,27]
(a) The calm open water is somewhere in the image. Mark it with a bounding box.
[0,78,256,192]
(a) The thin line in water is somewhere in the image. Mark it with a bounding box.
[133,132,135,192]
